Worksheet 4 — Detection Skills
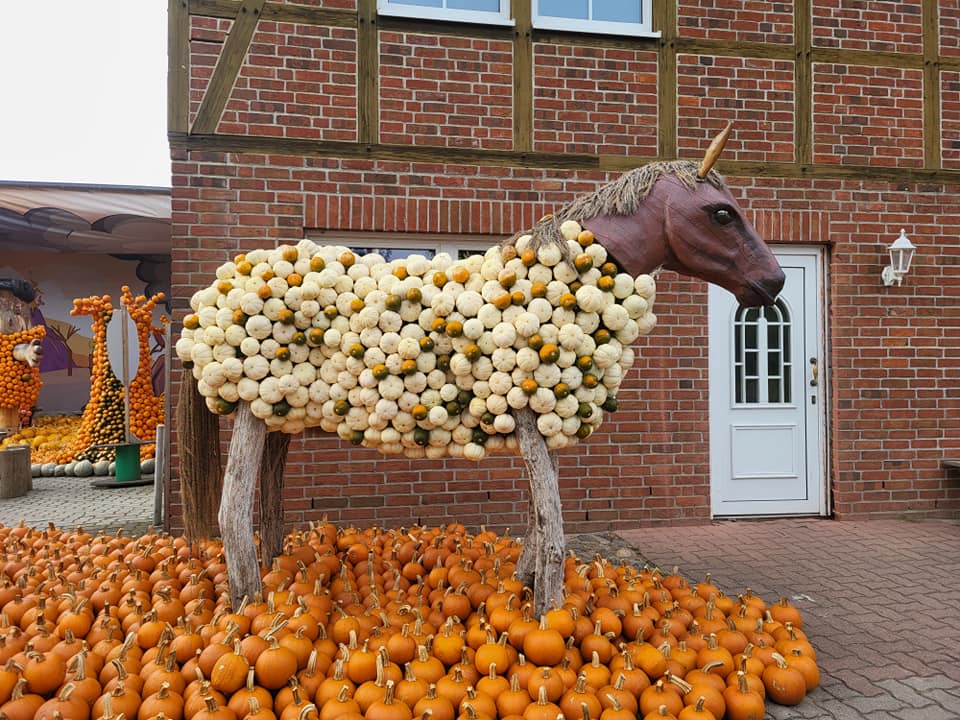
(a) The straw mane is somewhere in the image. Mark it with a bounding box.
[507,160,725,255]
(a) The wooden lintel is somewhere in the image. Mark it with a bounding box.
[191,0,267,136]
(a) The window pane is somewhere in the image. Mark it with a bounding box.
[593,0,641,23]
[540,0,588,19]
[351,247,436,262]
[745,378,758,403]
[766,318,779,349]
[768,377,781,403]
[744,319,757,350]
[393,0,444,6]
[448,0,499,9]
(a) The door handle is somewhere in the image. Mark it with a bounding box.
[809,357,818,387]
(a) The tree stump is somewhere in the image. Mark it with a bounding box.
[0,446,31,498]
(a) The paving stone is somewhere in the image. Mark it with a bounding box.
[903,675,957,692]
[842,693,908,714]
[0,475,156,532]
[874,678,938,707]
[891,706,960,720]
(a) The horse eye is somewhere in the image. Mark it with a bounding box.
[712,208,735,225]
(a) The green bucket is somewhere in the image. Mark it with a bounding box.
[114,443,141,483]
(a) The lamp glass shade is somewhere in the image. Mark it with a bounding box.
[888,229,915,276]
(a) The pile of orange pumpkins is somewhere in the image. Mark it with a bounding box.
[0,521,818,719]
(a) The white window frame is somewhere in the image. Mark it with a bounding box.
[308,231,496,261]
[532,0,659,37]
[377,0,514,27]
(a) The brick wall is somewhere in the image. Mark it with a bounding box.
[811,1,923,54]
[168,0,960,533]
[532,45,659,156]
[380,33,513,150]
[677,55,795,163]
[677,0,793,44]
[221,22,359,141]
[812,64,925,167]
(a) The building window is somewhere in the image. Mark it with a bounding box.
[533,0,658,37]
[733,300,792,405]
[377,0,514,26]
[310,232,494,264]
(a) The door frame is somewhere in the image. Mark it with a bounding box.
[708,244,831,517]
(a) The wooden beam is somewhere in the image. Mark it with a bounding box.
[675,38,794,61]
[656,0,677,159]
[378,14,513,40]
[191,0,266,135]
[811,46,924,70]
[171,131,960,184]
[191,0,356,27]
[168,0,190,134]
[357,0,379,145]
[922,0,942,169]
[794,0,812,165]
[512,0,533,152]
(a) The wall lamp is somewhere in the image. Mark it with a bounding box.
[881,229,916,287]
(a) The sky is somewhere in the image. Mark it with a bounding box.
[0,2,170,188]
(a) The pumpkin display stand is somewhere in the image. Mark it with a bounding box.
[88,439,155,488]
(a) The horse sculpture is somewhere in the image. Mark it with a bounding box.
[176,124,784,613]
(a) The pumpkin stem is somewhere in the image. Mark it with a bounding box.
[297,704,318,720]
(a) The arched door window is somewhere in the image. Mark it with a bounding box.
[733,300,792,405]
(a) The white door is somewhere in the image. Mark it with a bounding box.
[708,248,826,516]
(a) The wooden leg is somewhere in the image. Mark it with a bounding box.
[219,401,266,608]
[516,492,538,590]
[258,431,291,567]
[515,407,565,616]
[176,371,223,540]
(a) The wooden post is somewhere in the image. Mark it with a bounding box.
[153,424,167,526]
[515,407,565,616]
[0,446,31,498]
[220,401,266,608]
[258,431,291,566]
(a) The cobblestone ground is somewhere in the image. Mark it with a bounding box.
[0,475,156,534]
[617,518,960,720]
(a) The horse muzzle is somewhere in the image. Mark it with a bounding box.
[741,269,786,307]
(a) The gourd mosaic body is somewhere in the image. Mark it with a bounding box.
[176,219,657,461]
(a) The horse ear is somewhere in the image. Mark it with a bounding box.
[697,121,734,179]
